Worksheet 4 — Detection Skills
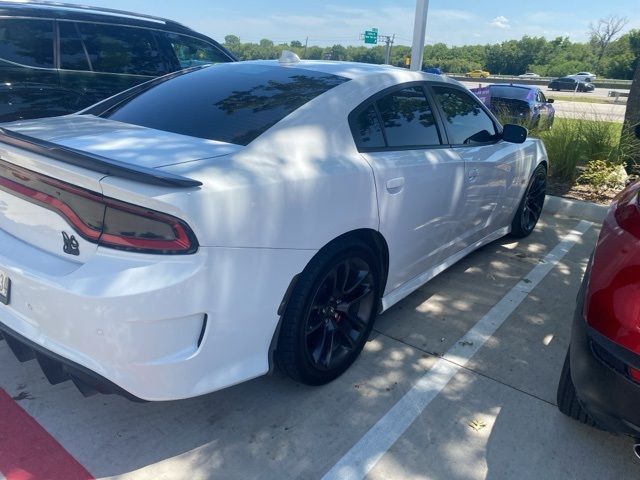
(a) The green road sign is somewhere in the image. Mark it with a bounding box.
[364,29,378,44]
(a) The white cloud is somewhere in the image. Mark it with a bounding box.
[490,16,511,29]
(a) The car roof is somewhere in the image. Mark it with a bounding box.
[241,59,462,86]
[0,0,200,36]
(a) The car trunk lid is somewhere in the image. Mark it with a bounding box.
[0,115,239,262]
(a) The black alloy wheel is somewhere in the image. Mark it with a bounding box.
[304,257,375,371]
[511,165,547,238]
[276,241,380,385]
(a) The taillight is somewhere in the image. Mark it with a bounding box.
[100,198,197,254]
[0,160,198,254]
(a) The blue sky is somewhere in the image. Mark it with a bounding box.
[76,0,639,46]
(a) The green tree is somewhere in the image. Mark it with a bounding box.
[219,34,638,79]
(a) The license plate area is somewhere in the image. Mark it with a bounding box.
[0,269,10,305]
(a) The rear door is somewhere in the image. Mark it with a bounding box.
[430,85,524,247]
[351,83,465,292]
[57,21,168,110]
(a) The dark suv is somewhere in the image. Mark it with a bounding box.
[0,1,236,121]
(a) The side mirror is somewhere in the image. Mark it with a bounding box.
[547,98,555,104]
[502,124,528,144]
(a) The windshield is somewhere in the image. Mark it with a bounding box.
[103,63,349,145]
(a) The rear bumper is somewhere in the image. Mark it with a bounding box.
[570,270,640,436]
[0,227,315,400]
[0,322,142,400]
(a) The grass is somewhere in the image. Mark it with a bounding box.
[548,96,626,105]
[531,117,624,182]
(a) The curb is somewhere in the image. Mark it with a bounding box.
[542,195,608,224]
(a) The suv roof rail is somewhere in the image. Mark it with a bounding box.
[0,0,188,28]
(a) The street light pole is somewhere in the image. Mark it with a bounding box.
[410,0,429,71]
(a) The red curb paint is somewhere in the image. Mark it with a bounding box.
[0,389,94,480]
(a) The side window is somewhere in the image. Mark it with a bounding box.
[59,22,91,71]
[0,19,54,68]
[76,23,166,76]
[537,91,546,103]
[354,105,385,149]
[432,86,498,145]
[165,33,230,69]
[375,86,440,148]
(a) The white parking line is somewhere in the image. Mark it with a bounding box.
[323,220,593,480]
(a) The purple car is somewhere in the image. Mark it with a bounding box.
[472,84,555,129]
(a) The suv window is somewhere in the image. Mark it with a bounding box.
[76,23,166,75]
[103,63,349,145]
[59,22,91,71]
[165,33,230,68]
[375,86,440,148]
[0,18,54,68]
[432,86,498,145]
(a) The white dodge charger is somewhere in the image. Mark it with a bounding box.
[0,58,548,401]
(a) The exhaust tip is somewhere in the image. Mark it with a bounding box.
[633,444,640,460]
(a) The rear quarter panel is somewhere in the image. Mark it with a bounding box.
[99,79,390,250]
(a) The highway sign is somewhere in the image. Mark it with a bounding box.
[364,29,378,44]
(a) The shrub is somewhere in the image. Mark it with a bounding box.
[535,116,623,182]
[536,119,585,181]
[580,119,620,161]
[578,159,628,190]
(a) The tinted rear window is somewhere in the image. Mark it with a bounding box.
[488,86,531,101]
[59,21,91,71]
[0,18,54,68]
[104,64,349,145]
[164,33,231,68]
[76,23,165,76]
[376,86,440,148]
[354,105,385,149]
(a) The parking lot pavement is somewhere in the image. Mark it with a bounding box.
[1,212,638,480]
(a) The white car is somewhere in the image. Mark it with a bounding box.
[0,58,548,401]
[518,72,540,78]
[568,72,597,82]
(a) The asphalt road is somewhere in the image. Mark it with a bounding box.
[552,100,626,123]
[1,209,639,480]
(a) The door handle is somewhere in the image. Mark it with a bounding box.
[468,168,479,182]
[385,177,405,193]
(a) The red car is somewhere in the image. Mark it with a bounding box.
[558,127,640,454]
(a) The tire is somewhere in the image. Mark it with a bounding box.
[275,239,381,385]
[546,115,555,130]
[511,164,547,238]
[557,350,597,426]
[530,115,541,130]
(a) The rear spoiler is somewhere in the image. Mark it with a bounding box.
[0,127,202,188]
